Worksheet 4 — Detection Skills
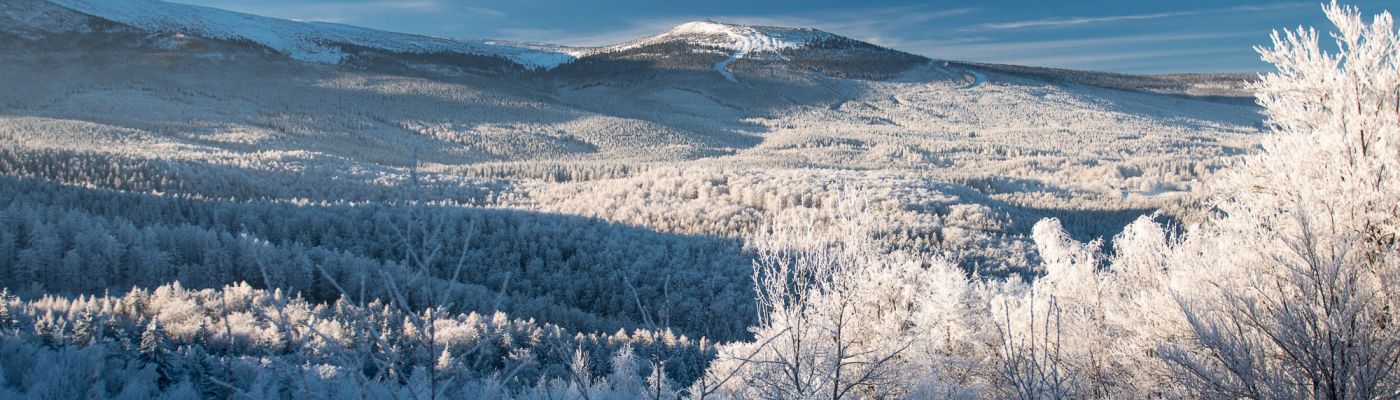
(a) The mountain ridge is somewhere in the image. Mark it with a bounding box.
[18,0,1250,89]
[36,0,911,71]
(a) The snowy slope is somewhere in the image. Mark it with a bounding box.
[0,0,99,37]
[586,20,839,57]
[652,20,834,54]
[47,0,578,69]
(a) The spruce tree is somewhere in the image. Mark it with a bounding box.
[71,312,96,346]
[140,320,174,386]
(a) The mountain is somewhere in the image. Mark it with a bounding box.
[10,0,1253,93]
[39,0,576,68]
[13,0,942,81]
[567,20,928,81]
[16,0,927,80]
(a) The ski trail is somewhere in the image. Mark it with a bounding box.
[963,70,986,89]
[715,52,743,82]
[935,60,986,89]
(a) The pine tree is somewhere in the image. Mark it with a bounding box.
[71,311,97,346]
[191,319,211,348]
[34,311,62,346]
[140,321,168,359]
[0,288,13,331]
[140,320,174,386]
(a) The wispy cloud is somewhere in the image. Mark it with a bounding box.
[914,32,1256,58]
[499,19,682,46]
[365,0,443,12]
[1024,47,1264,74]
[699,6,977,47]
[921,33,1270,73]
[977,11,1195,30]
[996,47,1241,67]
[176,0,504,26]
[973,2,1311,31]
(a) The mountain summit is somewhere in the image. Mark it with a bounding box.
[626,20,839,55]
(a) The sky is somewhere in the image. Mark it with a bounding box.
[170,0,1394,74]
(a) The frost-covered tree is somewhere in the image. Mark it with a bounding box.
[698,200,979,399]
[1155,3,1400,398]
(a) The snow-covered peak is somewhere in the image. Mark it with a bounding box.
[46,0,578,69]
[667,21,736,35]
[659,20,837,54]
[576,20,842,58]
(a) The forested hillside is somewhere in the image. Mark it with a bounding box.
[2,0,1395,398]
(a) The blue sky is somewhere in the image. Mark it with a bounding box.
[171,0,1393,73]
